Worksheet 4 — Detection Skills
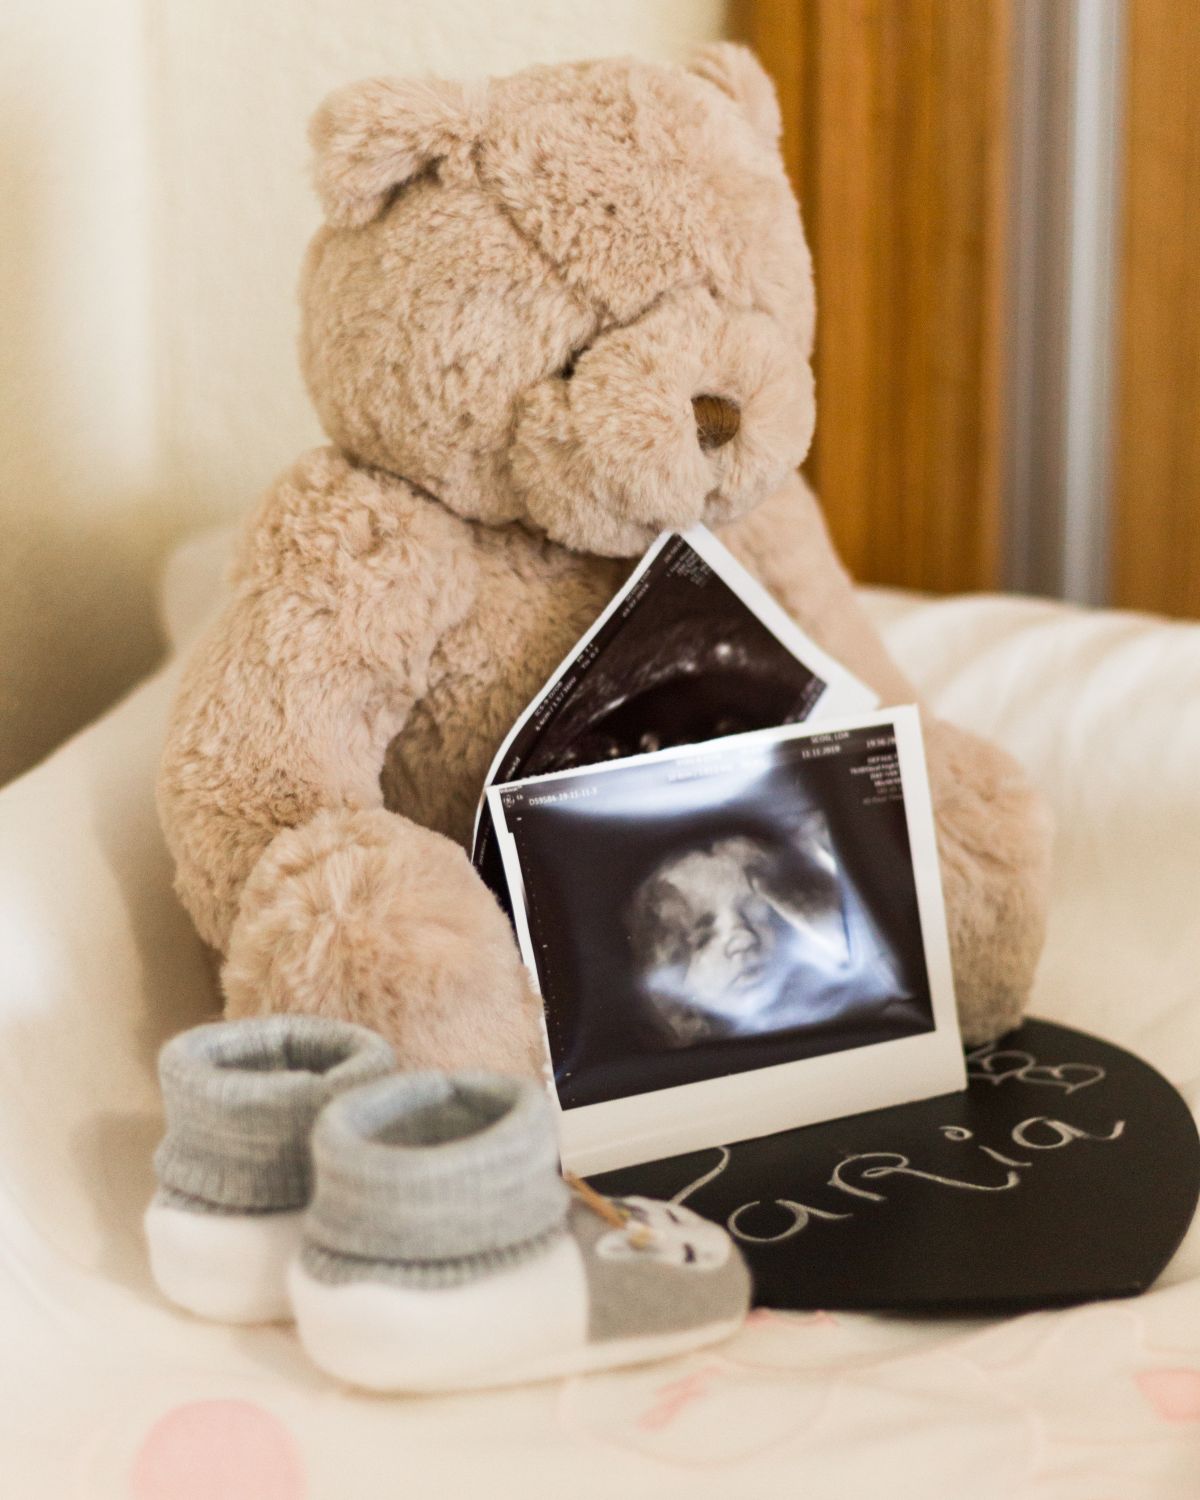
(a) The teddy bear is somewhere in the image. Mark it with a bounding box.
[157,44,1052,1079]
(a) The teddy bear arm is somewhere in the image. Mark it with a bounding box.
[925,718,1054,1043]
[158,602,399,958]
[219,803,546,1076]
[718,470,916,704]
[159,451,477,953]
[161,453,544,1074]
[163,616,546,1076]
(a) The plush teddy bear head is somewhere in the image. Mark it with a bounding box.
[300,44,815,558]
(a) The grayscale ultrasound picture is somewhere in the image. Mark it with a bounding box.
[473,533,827,906]
[496,725,935,1110]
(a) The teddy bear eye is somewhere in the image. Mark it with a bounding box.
[557,343,591,381]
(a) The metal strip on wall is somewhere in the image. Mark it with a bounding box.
[1003,0,1125,604]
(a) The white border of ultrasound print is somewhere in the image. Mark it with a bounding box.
[488,706,966,1177]
[471,525,876,854]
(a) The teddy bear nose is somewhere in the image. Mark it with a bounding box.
[692,394,741,450]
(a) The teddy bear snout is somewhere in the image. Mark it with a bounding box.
[692,394,741,451]
[508,288,815,556]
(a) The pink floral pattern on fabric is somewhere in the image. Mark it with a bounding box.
[556,1303,1200,1491]
[131,1399,305,1500]
[1135,1369,1200,1423]
[636,1364,725,1431]
[557,1348,832,1466]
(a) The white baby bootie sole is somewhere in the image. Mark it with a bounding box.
[145,1200,304,1324]
[288,1230,743,1393]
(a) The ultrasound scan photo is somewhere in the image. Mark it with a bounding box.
[626,817,922,1051]
[491,718,940,1115]
[472,527,874,907]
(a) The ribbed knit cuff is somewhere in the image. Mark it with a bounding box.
[304,1073,568,1279]
[154,1016,394,1211]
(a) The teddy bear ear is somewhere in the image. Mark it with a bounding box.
[309,75,483,228]
[687,43,783,147]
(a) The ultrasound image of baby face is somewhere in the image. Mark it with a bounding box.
[628,825,850,1044]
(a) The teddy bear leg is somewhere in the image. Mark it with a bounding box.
[221,807,544,1076]
[921,716,1054,1045]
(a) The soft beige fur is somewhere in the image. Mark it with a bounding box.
[158,47,1051,1073]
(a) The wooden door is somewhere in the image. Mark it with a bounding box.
[1111,0,1200,617]
[738,0,1013,594]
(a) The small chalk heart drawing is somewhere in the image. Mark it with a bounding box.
[965,1041,1105,1096]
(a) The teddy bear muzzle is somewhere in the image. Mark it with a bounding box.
[509,288,814,558]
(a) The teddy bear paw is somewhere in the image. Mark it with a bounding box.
[221,807,544,1076]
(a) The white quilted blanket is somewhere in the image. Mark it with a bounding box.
[2,531,1198,1498]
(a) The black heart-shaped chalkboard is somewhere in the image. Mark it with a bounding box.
[590,1019,1200,1314]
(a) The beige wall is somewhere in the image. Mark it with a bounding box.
[0,0,728,788]
[0,0,158,787]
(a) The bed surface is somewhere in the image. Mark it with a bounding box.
[2,531,1198,1497]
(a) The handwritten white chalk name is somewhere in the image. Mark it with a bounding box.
[668,1043,1125,1246]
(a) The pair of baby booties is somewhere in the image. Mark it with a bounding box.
[145,1014,750,1393]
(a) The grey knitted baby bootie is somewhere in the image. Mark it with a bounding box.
[289,1072,751,1391]
[145,1014,393,1323]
